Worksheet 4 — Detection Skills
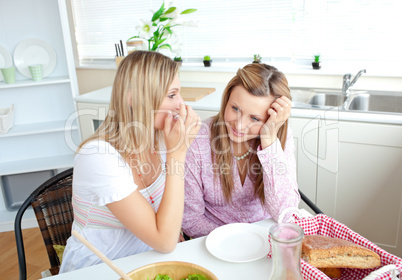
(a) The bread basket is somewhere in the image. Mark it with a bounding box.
[276,210,402,280]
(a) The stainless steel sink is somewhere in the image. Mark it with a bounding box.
[306,93,346,107]
[346,93,402,113]
[291,87,402,115]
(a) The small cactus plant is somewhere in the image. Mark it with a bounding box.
[312,54,321,69]
[253,54,262,63]
[203,55,212,67]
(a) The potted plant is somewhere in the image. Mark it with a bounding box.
[253,54,262,63]
[130,2,197,52]
[312,54,321,69]
[174,56,183,66]
[203,55,212,67]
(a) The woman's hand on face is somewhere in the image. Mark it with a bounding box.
[163,103,201,157]
[260,96,291,149]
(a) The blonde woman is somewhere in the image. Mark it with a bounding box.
[182,63,300,238]
[60,51,200,272]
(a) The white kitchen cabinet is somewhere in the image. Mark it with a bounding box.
[289,117,319,213]
[76,102,109,140]
[0,0,80,231]
[316,121,402,257]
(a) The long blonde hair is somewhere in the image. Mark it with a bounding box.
[78,51,179,165]
[210,63,291,205]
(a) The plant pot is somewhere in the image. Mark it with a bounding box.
[312,62,321,69]
[252,61,260,63]
[174,60,183,67]
[203,60,212,67]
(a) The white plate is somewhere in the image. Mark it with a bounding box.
[205,223,270,263]
[0,45,13,82]
[13,38,56,78]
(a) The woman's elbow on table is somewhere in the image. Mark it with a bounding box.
[154,240,178,253]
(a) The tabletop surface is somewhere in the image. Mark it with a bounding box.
[42,219,276,280]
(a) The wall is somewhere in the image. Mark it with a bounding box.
[76,68,116,95]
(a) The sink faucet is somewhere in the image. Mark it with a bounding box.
[342,69,366,94]
[342,69,366,109]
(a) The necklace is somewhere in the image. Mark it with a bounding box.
[131,150,165,207]
[233,147,252,160]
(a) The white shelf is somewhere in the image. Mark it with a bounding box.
[0,154,75,176]
[0,76,70,89]
[0,0,80,227]
[0,120,78,138]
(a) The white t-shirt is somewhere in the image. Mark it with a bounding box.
[59,140,166,273]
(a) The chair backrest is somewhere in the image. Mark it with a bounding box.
[299,189,323,215]
[15,168,74,280]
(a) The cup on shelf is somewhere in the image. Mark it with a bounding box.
[115,56,124,68]
[28,64,43,81]
[1,67,16,84]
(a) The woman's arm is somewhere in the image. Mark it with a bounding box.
[258,128,300,222]
[108,104,201,252]
[180,121,221,238]
[258,96,300,221]
[107,154,186,252]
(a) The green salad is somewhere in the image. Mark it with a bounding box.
[151,274,208,280]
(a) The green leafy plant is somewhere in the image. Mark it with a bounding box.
[203,55,211,61]
[253,54,262,63]
[130,2,197,53]
[154,275,173,280]
[174,56,182,61]
[313,54,320,63]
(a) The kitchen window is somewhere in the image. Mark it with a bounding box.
[69,0,402,72]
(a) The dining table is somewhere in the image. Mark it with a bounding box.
[42,218,277,280]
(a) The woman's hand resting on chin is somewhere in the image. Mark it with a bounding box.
[260,96,291,149]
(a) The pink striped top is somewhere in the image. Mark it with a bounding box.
[182,118,300,238]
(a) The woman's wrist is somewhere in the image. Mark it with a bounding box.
[261,137,277,150]
[166,153,186,175]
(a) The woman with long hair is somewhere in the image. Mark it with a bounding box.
[60,51,200,272]
[182,63,299,238]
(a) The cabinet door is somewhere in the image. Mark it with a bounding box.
[317,121,402,257]
[289,117,319,212]
[76,102,109,140]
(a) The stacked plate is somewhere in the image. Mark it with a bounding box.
[1,39,57,82]
[13,38,57,78]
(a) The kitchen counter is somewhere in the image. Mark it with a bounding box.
[75,82,402,125]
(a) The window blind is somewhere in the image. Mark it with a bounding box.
[70,0,402,65]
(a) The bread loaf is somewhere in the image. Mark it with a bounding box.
[302,235,381,269]
[318,267,342,279]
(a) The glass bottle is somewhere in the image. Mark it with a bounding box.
[126,39,145,53]
[269,223,304,280]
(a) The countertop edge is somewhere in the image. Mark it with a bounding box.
[75,84,402,125]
